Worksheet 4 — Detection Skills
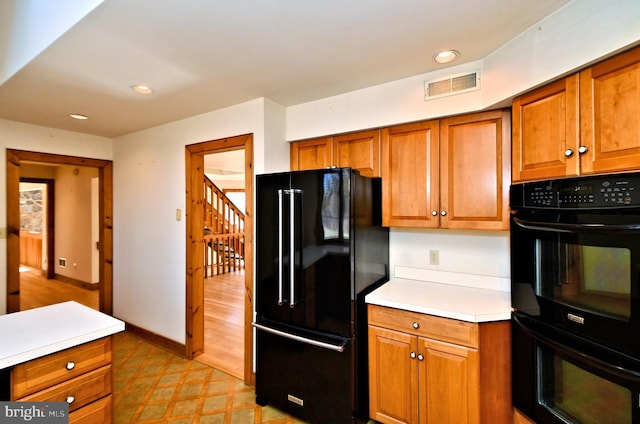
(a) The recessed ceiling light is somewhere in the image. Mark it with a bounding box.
[433,50,460,64]
[69,113,89,120]
[131,84,153,95]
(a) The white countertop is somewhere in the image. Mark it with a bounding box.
[0,301,125,369]
[365,277,512,323]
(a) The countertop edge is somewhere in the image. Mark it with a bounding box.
[0,302,126,369]
[367,298,512,323]
[0,322,125,369]
[365,278,512,323]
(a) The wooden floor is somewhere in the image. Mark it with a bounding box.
[197,271,245,380]
[19,266,99,311]
[18,265,245,381]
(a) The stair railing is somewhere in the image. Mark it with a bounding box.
[203,175,245,276]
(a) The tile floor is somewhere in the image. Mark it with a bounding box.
[113,331,306,423]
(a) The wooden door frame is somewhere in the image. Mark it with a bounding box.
[185,134,255,386]
[19,177,55,279]
[6,149,113,314]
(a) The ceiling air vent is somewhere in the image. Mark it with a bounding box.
[424,70,480,100]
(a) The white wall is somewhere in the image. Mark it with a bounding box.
[54,166,97,283]
[112,98,287,344]
[482,0,640,107]
[3,0,640,340]
[390,228,510,278]
[0,119,112,314]
[0,0,104,84]
[285,0,640,285]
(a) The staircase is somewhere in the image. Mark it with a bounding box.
[204,175,245,276]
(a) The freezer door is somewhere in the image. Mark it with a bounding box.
[256,169,354,336]
[255,324,357,423]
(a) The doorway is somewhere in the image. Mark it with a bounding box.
[6,149,113,314]
[198,149,246,378]
[185,134,254,385]
[18,179,53,278]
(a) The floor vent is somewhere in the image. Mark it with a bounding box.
[424,70,480,100]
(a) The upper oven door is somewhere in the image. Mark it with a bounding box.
[511,209,640,357]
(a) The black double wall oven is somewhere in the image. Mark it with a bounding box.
[510,172,640,424]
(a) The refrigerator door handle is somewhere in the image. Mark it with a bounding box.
[252,322,346,352]
[277,189,284,305]
[289,189,297,308]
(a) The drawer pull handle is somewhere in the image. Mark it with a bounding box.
[410,352,416,359]
[66,396,75,404]
[65,361,75,370]
[412,322,419,329]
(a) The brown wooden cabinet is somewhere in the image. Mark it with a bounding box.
[381,110,510,229]
[10,337,114,423]
[290,129,380,177]
[513,408,535,424]
[381,119,440,227]
[512,46,640,182]
[368,304,511,424]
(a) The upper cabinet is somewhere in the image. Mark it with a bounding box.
[381,120,440,227]
[290,136,332,171]
[511,76,579,182]
[382,110,511,230]
[290,129,380,177]
[580,47,640,175]
[512,46,640,182]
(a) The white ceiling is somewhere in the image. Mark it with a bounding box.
[0,0,572,139]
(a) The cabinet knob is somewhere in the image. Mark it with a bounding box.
[440,210,447,216]
[65,361,75,370]
[564,148,574,157]
[578,145,588,154]
[410,352,417,359]
[66,396,75,404]
[418,354,424,361]
[412,322,419,329]
[431,210,438,216]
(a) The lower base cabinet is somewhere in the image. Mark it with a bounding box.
[368,304,511,424]
[69,395,113,424]
[10,337,114,424]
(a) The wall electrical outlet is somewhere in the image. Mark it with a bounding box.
[429,250,440,266]
[59,258,67,268]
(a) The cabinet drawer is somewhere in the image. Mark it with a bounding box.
[368,304,478,348]
[12,337,112,399]
[17,365,112,412]
[69,394,112,424]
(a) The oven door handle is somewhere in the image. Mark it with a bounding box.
[512,217,640,233]
[513,314,640,381]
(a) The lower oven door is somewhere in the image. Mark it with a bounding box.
[513,313,640,424]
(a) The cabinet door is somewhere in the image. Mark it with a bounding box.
[511,76,580,182]
[290,137,332,171]
[439,110,511,230]
[381,120,439,227]
[580,46,640,175]
[420,338,479,424]
[369,325,419,424]
[333,129,380,177]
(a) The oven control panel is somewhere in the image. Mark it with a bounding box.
[511,172,640,209]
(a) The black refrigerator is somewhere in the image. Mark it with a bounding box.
[253,168,389,423]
